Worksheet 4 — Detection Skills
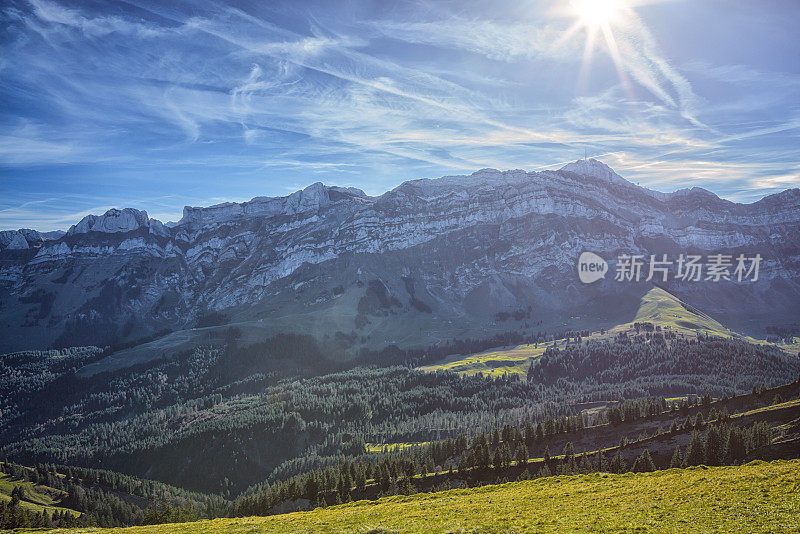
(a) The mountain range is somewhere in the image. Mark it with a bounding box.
[1,159,798,354]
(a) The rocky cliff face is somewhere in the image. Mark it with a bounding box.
[1,160,798,353]
[0,229,45,251]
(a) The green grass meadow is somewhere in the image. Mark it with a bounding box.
[28,459,800,533]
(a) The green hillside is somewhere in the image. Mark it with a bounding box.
[29,459,800,533]
[0,472,78,518]
[416,342,545,378]
[418,287,799,377]
[0,462,225,530]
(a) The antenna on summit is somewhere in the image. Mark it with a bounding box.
[584,148,587,161]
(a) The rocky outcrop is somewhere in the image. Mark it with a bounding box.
[0,231,31,250]
[0,229,45,250]
[67,208,151,235]
[178,183,370,230]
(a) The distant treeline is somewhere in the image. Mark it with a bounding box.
[527,337,794,397]
[765,324,800,342]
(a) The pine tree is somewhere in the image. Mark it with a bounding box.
[524,421,535,446]
[515,443,528,467]
[492,429,501,448]
[578,453,592,474]
[303,474,319,502]
[596,449,608,472]
[562,442,575,463]
[477,443,491,470]
[610,450,626,473]
[538,463,552,477]
[669,420,678,434]
[632,449,655,472]
[355,466,367,492]
[683,431,705,467]
[560,442,576,474]
[726,427,746,464]
[9,488,21,508]
[705,425,727,466]
[669,446,683,468]
[694,412,705,428]
[337,471,352,500]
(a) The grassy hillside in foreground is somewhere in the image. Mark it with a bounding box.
[29,460,800,534]
[417,287,800,378]
[0,473,78,518]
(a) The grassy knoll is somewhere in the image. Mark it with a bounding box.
[627,287,755,341]
[0,472,78,517]
[418,287,799,377]
[31,460,800,534]
[415,287,725,378]
[617,287,797,355]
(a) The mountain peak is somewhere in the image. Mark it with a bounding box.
[756,187,800,207]
[559,158,630,187]
[66,208,163,236]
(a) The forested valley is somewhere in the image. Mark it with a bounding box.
[1,330,798,529]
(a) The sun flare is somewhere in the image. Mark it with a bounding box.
[553,0,636,90]
[570,0,625,28]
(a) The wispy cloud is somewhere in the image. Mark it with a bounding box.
[25,0,167,38]
[610,10,705,127]
[0,134,80,164]
[1,0,798,230]
[605,153,800,201]
[364,17,576,62]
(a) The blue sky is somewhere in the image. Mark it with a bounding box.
[1,0,799,230]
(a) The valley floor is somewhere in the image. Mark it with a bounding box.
[28,459,800,533]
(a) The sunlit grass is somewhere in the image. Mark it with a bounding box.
[33,460,800,533]
[365,441,430,453]
[628,287,740,338]
[416,343,545,377]
[0,472,79,517]
[418,287,798,377]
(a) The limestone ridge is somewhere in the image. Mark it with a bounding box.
[1,160,798,352]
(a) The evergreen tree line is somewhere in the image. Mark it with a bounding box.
[527,337,794,396]
[229,405,778,518]
[3,334,796,495]
[2,353,586,494]
[0,493,80,530]
[2,376,793,527]
[235,378,796,515]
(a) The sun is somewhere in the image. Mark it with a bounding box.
[551,0,640,94]
[552,0,636,91]
[570,0,625,28]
